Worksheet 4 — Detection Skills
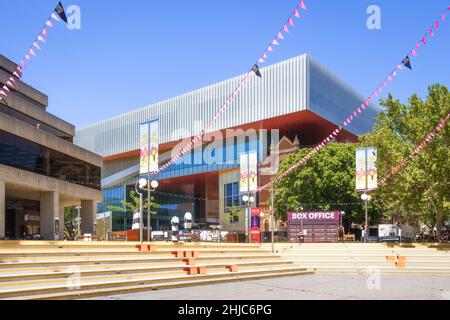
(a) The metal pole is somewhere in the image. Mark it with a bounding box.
[76,205,81,237]
[270,185,275,253]
[247,193,251,244]
[147,175,151,242]
[139,192,143,244]
[365,148,369,228]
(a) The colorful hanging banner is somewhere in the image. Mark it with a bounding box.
[249,151,258,192]
[257,4,449,193]
[240,153,250,194]
[356,148,378,191]
[139,122,150,175]
[149,119,159,172]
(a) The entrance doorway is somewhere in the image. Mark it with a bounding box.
[5,199,40,240]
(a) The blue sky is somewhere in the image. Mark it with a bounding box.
[1,0,449,128]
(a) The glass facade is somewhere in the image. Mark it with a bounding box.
[99,134,264,231]
[0,130,101,190]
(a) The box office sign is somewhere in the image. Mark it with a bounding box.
[288,211,341,222]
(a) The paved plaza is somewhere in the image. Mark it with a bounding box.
[88,275,450,300]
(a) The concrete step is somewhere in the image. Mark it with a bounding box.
[0,259,293,282]
[0,265,311,300]
[9,268,314,300]
[0,254,283,269]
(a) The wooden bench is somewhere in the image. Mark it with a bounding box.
[111,232,127,241]
[180,233,199,242]
[343,234,356,242]
[76,235,98,241]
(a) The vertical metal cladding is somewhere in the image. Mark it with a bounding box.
[75,54,377,158]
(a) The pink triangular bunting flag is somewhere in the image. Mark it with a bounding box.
[277,32,284,40]
[300,0,307,10]
[288,18,294,26]
[51,12,60,22]
[411,49,417,56]
[41,28,48,37]
[37,36,46,44]
[283,25,289,33]
[46,20,54,28]
[294,9,300,18]
[272,39,279,46]
[33,42,41,50]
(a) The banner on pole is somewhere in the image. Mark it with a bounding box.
[356,147,378,191]
[139,122,150,175]
[149,120,159,172]
[240,153,249,193]
[248,151,258,192]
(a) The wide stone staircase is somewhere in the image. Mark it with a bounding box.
[263,243,450,275]
[0,241,312,300]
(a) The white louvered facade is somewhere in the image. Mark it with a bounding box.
[75,54,378,157]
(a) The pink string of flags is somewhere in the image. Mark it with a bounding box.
[151,1,310,175]
[373,112,450,191]
[257,4,450,193]
[0,2,68,99]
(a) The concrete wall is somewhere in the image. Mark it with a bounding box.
[40,191,60,240]
[0,164,103,202]
[0,66,48,108]
[0,88,74,136]
[0,112,102,168]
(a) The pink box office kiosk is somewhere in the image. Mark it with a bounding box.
[288,211,341,243]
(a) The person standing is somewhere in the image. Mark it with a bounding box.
[361,225,366,243]
[338,224,345,242]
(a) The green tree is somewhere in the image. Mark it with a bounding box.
[107,190,159,220]
[362,84,450,228]
[64,206,78,240]
[274,143,382,224]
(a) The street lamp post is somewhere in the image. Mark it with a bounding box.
[361,194,371,243]
[147,180,159,242]
[270,185,275,254]
[242,194,255,243]
[135,178,148,244]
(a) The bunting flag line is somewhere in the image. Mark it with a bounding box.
[373,112,450,191]
[257,4,450,193]
[0,2,68,100]
[150,1,311,175]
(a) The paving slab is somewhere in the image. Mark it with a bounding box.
[84,275,450,300]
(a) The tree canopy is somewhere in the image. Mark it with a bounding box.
[273,84,449,229]
[362,84,450,228]
[274,142,382,224]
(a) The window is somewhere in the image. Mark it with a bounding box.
[0,130,101,190]
[224,182,242,211]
